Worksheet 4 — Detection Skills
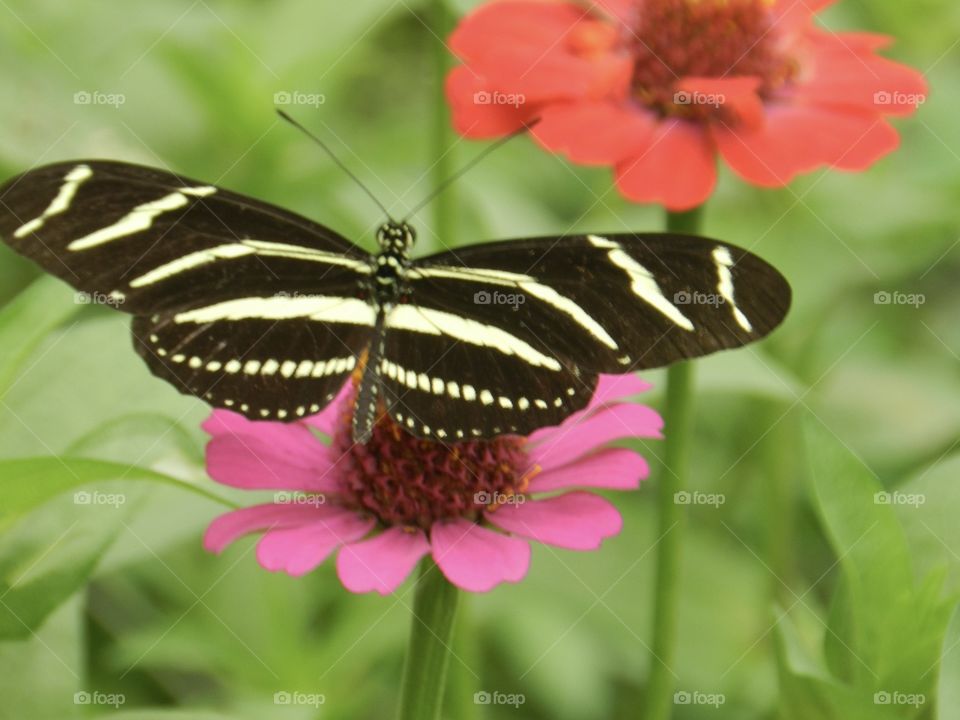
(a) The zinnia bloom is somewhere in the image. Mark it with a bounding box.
[202,374,661,593]
[446,0,928,210]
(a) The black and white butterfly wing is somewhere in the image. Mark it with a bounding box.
[379,302,596,440]
[0,160,373,419]
[379,233,790,438]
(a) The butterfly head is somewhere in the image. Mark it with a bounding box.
[377,221,415,254]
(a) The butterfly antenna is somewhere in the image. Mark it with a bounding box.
[403,120,539,223]
[276,109,396,222]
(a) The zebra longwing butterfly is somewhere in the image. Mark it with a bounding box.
[0,160,790,443]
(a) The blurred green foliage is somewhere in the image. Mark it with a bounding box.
[0,0,958,718]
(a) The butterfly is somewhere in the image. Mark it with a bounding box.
[0,158,790,443]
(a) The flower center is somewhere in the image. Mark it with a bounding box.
[332,397,533,529]
[628,0,795,119]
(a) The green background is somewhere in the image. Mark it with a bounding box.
[0,0,958,718]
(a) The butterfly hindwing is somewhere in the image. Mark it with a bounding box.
[379,306,596,439]
[133,312,370,421]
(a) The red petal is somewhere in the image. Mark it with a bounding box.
[615,119,717,210]
[795,31,928,117]
[713,104,900,187]
[450,1,594,65]
[677,76,765,128]
[532,101,656,165]
[446,65,539,138]
[448,1,631,104]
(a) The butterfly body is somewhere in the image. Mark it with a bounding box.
[0,160,791,443]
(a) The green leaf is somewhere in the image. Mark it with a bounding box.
[0,495,127,639]
[0,276,79,398]
[795,417,957,713]
[0,457,231,530]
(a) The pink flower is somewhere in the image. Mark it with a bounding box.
[446,0,928,210]
[202,375,661,593]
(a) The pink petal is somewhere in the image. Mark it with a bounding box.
[528,448,649,492]
[430,520,530,592]
[203,503,338,553]
[528,403,663,470]
[532,101,656,165]
[302,380,354,436]
[256,510,375,577]
[586,373,653,412]
[615,119,717,211]
[526,374,653,445]
[713,104,900,186]
[486,492,622,550]
[205,425,343,493]
[336,527,430,595]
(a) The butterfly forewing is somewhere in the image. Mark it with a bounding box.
[0,160,375,421]
[407,234,790,373]
[0,160,369,314]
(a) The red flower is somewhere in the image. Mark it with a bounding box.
[446,0,927,210]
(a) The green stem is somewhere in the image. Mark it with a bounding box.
[429,0,455,244]
[397,559,460,720]
[644,206,704,720]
